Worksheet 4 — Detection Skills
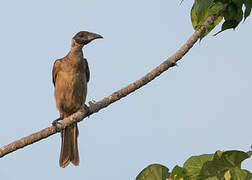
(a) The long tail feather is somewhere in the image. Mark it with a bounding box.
[59,123,79,168]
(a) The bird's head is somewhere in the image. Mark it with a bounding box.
[72,31,103,47]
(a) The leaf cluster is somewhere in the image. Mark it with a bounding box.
[136,150,252,180]
[191,0,252,38]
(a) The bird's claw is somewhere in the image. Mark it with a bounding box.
[52,117,63,126]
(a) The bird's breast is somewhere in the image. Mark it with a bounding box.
[55,67,88,115]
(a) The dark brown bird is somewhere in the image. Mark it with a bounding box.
[52,31,103,168]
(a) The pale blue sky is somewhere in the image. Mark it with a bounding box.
[0,0,251,179]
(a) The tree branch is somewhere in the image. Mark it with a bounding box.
[0,4,228,158]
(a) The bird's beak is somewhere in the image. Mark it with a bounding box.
[87,32,103,42]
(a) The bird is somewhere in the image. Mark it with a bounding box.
[52,31,103,168]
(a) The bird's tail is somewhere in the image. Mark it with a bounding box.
[59,123,79,168]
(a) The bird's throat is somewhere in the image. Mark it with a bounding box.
[69,46,83,60]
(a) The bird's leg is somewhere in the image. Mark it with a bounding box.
[52,116,63,126]
[80,104,90,118]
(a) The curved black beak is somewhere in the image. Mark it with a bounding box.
[86,32,103,43]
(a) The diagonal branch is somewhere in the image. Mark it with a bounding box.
[0,29,203,158]
[0,4,228,158]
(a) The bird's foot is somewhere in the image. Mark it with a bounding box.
[52,117,63,126]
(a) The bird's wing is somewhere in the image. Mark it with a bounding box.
[84,58,90,82]
[52,59,62,86]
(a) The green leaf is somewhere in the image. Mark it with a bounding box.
[232,0,243,9]
[229,168,252,180]
[235,6,244,23]
[170,165,187,180]
[214,0,229,3]
[183,154,214,179]
[220,150,250,167]
[191,1,200,30]
[208,2,224,15]
[214,20,239,35]
[205,176,219,180]
[244,0,252,20]
[228,1,243,23]
[199,160,229,179]
[223,3,238,20]
[195,0,214,17]
[214,1,244,35]
[198,150,250,179]
[247,150,252,157]
[191,0,252,37]
[136,164,170,180]
[221,19,239,30]
[190,0,224,39]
